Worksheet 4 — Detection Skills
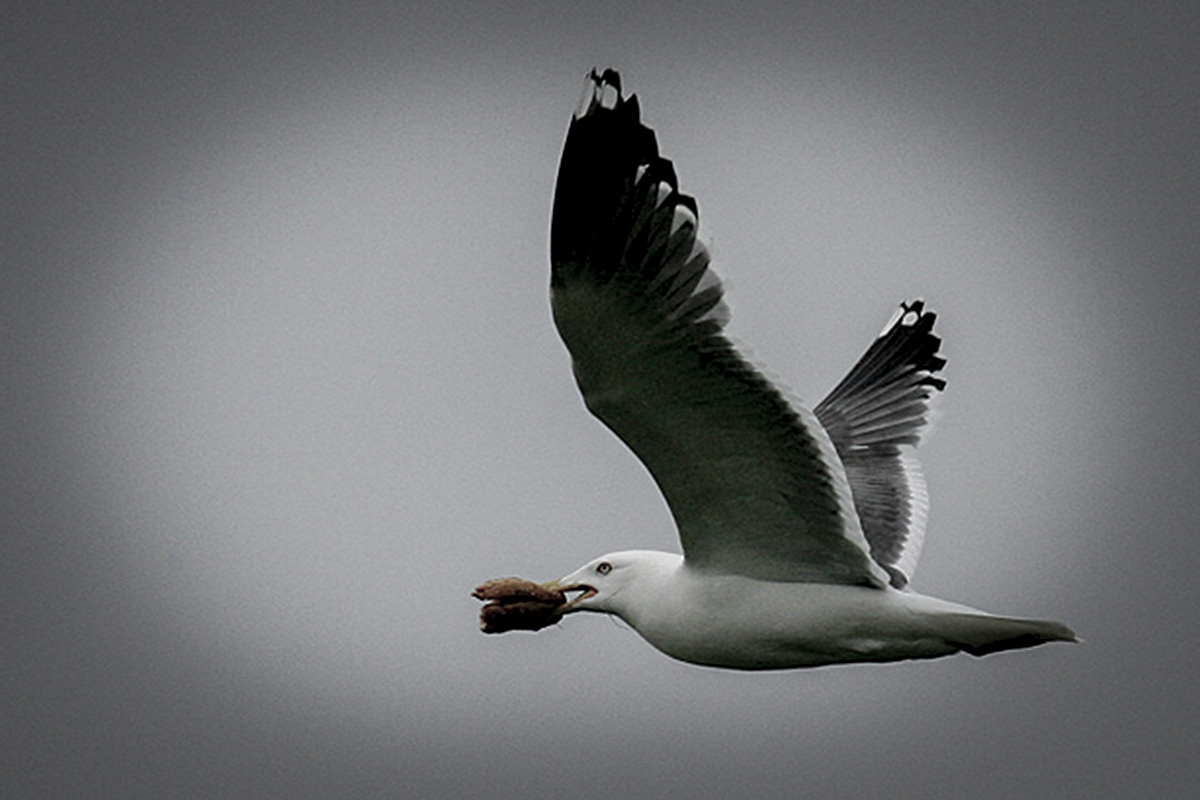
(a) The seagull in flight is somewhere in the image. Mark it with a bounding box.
[479,69,1075,669]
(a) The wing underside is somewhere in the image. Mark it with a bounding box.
[550,70,889,587]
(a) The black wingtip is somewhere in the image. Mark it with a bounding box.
[553,69,665,285]
[815,298,948,444]
[575,67,628,119]
[592,67,621,93]
[877,299,947,392]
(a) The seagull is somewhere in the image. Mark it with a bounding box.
[499,69,1075,669]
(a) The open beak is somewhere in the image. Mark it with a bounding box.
[541,579,597,612]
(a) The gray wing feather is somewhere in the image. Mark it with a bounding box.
[815,302,946,588]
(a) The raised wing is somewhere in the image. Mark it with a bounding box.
[550,70,888,587]
[815,302,946,589]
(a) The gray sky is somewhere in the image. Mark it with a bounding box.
[5,2,1198,797]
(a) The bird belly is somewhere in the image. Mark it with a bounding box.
[627,578,965,670]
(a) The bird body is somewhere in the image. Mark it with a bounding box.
[555,551,1074,669]
[476,68,1076,669]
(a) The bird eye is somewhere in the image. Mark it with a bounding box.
[596,561,612,575]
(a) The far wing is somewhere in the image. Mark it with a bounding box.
[815,302,946,588]
[550,70,888,587]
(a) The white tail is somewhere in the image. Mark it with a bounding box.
[936,612,1078,657]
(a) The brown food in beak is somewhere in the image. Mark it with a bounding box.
[472,578,567,634]
[478,600,565,633]
[472,577,566,606]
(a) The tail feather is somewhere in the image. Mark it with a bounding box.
[938,613,1078,657]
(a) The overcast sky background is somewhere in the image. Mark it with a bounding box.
[5,2,1198,797]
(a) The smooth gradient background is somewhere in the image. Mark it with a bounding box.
[5,3,1198,797]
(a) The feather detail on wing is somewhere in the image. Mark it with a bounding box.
[815,301,946,588]
[550,69,888,587]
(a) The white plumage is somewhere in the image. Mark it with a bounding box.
[526,69,1075,669]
